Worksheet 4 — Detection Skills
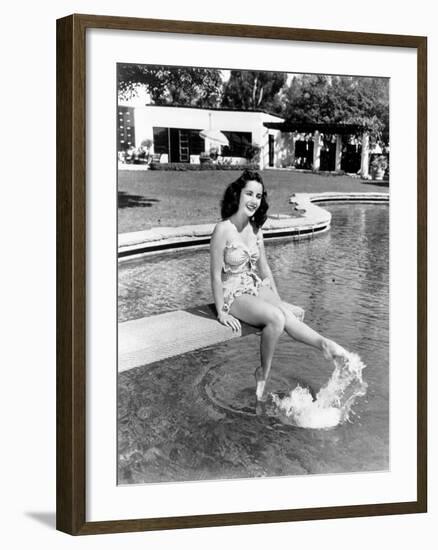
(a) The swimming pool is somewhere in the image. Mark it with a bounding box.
[118,203,389,484]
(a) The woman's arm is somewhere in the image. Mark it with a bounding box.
[210,224,241,331]
[256,230,280,298]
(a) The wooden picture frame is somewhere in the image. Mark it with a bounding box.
[56,13,427,535]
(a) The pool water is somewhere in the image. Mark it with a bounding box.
[118,204,389,484]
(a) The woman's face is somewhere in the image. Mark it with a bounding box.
[238,180,264,218]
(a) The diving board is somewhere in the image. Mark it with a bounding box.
[118,304,259,372]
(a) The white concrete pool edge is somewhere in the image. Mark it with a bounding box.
[118,191,389,259]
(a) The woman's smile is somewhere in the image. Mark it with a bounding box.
[245,203,258,213]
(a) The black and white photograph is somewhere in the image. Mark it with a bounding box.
[1,0,434,542]
[116,63,390,485]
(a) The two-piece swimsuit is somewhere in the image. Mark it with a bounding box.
[221,228,271,313]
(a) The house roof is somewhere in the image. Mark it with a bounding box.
[143,103,284,120]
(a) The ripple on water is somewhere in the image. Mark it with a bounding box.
[201,361,316,419]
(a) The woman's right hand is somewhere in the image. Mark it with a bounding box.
[217,311,241,333]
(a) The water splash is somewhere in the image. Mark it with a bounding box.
[270,352,368,429]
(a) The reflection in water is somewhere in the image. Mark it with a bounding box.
[118,204,389,484]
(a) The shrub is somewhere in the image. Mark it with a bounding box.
[140,138,153,149]
[370,155,388,171]
[149,162,260,171]
[243,143,261,162]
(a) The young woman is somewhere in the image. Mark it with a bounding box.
[210,170,346,402]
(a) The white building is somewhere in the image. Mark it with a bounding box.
[118,105,284,169]
[118,104,379,178]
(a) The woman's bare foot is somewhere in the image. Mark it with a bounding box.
[254,367,267,402]
[255,400,267,415]
[321,338,348,360]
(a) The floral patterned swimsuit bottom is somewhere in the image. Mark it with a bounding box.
[221,235,271,313]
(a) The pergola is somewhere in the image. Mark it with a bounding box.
[264,121,372,178]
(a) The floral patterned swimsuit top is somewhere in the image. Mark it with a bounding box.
[221,231,270,313]
[223,238,261,276]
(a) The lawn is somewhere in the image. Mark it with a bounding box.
[118,169,388,233]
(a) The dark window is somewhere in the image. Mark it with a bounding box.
[153,127,205,160]
[221,131,252,157]
[188,130,205,155]
[154,127,205,162]
[294,140,314,169]
[153,127,169,155]
[268,134,274,167]
[169,128,180,162]
[320,141,336,171]
[341,143,362,173]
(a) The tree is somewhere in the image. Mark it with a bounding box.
[221,70,287,113]
[118,64,224,108]
[282,75,389,143]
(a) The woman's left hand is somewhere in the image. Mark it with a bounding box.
[217,312,241,332]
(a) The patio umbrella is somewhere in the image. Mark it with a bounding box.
[199,113,229,146]
[199,128,229,145]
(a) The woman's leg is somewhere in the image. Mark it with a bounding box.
[257,287,346,359]
[230,294,285,400]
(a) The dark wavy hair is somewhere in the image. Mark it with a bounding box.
[220,170,269,229]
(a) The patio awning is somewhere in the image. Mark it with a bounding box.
[263,121,369,134]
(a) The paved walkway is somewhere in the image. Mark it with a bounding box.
[119,191,388,258]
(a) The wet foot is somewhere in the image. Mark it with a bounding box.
[255,400,267,416]
[255,367,267,402]
[321,338,348,361]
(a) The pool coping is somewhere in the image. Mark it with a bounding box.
[118,191,389,260]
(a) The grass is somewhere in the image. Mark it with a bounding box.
[118,169,388,234]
